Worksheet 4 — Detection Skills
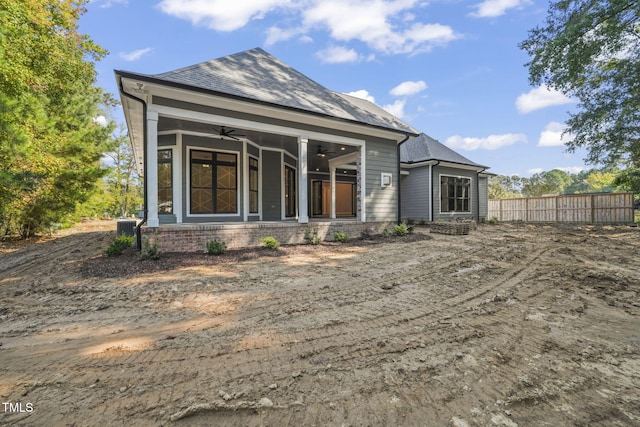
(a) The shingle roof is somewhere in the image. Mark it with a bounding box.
[121,47,418,135]
[400,133,487,168]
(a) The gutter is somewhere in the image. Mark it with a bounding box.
[118,77,148,251]
[396,134,412,224]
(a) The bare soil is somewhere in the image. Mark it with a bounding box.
[0,221,639,426]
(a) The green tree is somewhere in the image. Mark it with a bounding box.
[489,175,524,199]
[522,169,573,196]
[520,0,640,169]
[0,0,113,237]
[103,129,143,218]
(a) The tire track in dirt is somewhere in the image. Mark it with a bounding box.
[27,240,549,424]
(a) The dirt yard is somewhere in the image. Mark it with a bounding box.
[0,221,639,426]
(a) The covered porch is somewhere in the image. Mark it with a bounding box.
[142,106,368,229]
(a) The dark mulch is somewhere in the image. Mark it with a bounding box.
[79,233,432,279]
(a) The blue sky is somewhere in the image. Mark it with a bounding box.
[80,0,591,177]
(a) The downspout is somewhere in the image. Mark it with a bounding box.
[119,79,148,251]
[396,134,411,224]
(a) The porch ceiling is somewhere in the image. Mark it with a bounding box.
[159,117,359,172]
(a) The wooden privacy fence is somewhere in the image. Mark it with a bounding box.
[488,193,635,224]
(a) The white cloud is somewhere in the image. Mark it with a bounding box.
[119,48,152,61]
[346,90,376,104]
[557,166,586,174]
[537,121,575,147]
[92,0,128,8]
[157,0,289,32]
[159,0,460,55]
[316,45,360,63]
[516,85,574,114]
[469,0,529,18]
[527,168,544,175]
[265,26,301,46]
[93,115,109,127]
[382,99,407,119]
[303,1,460,54]
[390,80,427,97]
[445,133,527,150]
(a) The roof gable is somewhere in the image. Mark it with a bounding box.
[401,133,487,168]
[126,47,418,135]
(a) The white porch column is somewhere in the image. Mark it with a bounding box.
[146,110,159,228]
[298,137,309,223]
[330,167,336,219]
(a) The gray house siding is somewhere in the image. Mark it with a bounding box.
[433,166,477,221]
[152,97,406,224]
[479,176,488,219]
[400,167,430,222]
[365,138,398,222]
[261,150,282,220]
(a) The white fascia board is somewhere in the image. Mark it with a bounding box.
[400,160,439,170]
[402,159,485,172]
[125,78,410,142]
[437,161,486,172]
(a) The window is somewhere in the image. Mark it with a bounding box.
[158,149,173,214]
[249,157,259,214]
[190,150,237,214]
[285,165,296,217]
[441,176,470,212]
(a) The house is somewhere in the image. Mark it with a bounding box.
[116,48,492,250]
[400,133,492,222]
[115,48,421,250]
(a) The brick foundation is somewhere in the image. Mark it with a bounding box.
[141,221,395,252]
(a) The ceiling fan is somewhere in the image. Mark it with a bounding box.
[213,126,245,140]
[316,144,335,157]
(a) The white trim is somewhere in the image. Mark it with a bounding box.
[146,110,159,227]
[330,167,336,219]
[438,173,474,215]
[185,145,242,218]
[243,141,249,222]
[297,137,309,223]
[175,134,183,223]
[402,160,483,171]
[152,104,367,148]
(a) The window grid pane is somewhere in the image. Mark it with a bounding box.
[441,176,471,213]
[190,150,238,214]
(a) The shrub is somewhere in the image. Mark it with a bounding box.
[104,234,135,257]
[394,222,409,236]
[140,235,160,260]
[206,239,226,255]
[304,226,321,245]
[487,217,498,225]
[381,227,392,237]
[260,236,280,249]
[334,230,348,243]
